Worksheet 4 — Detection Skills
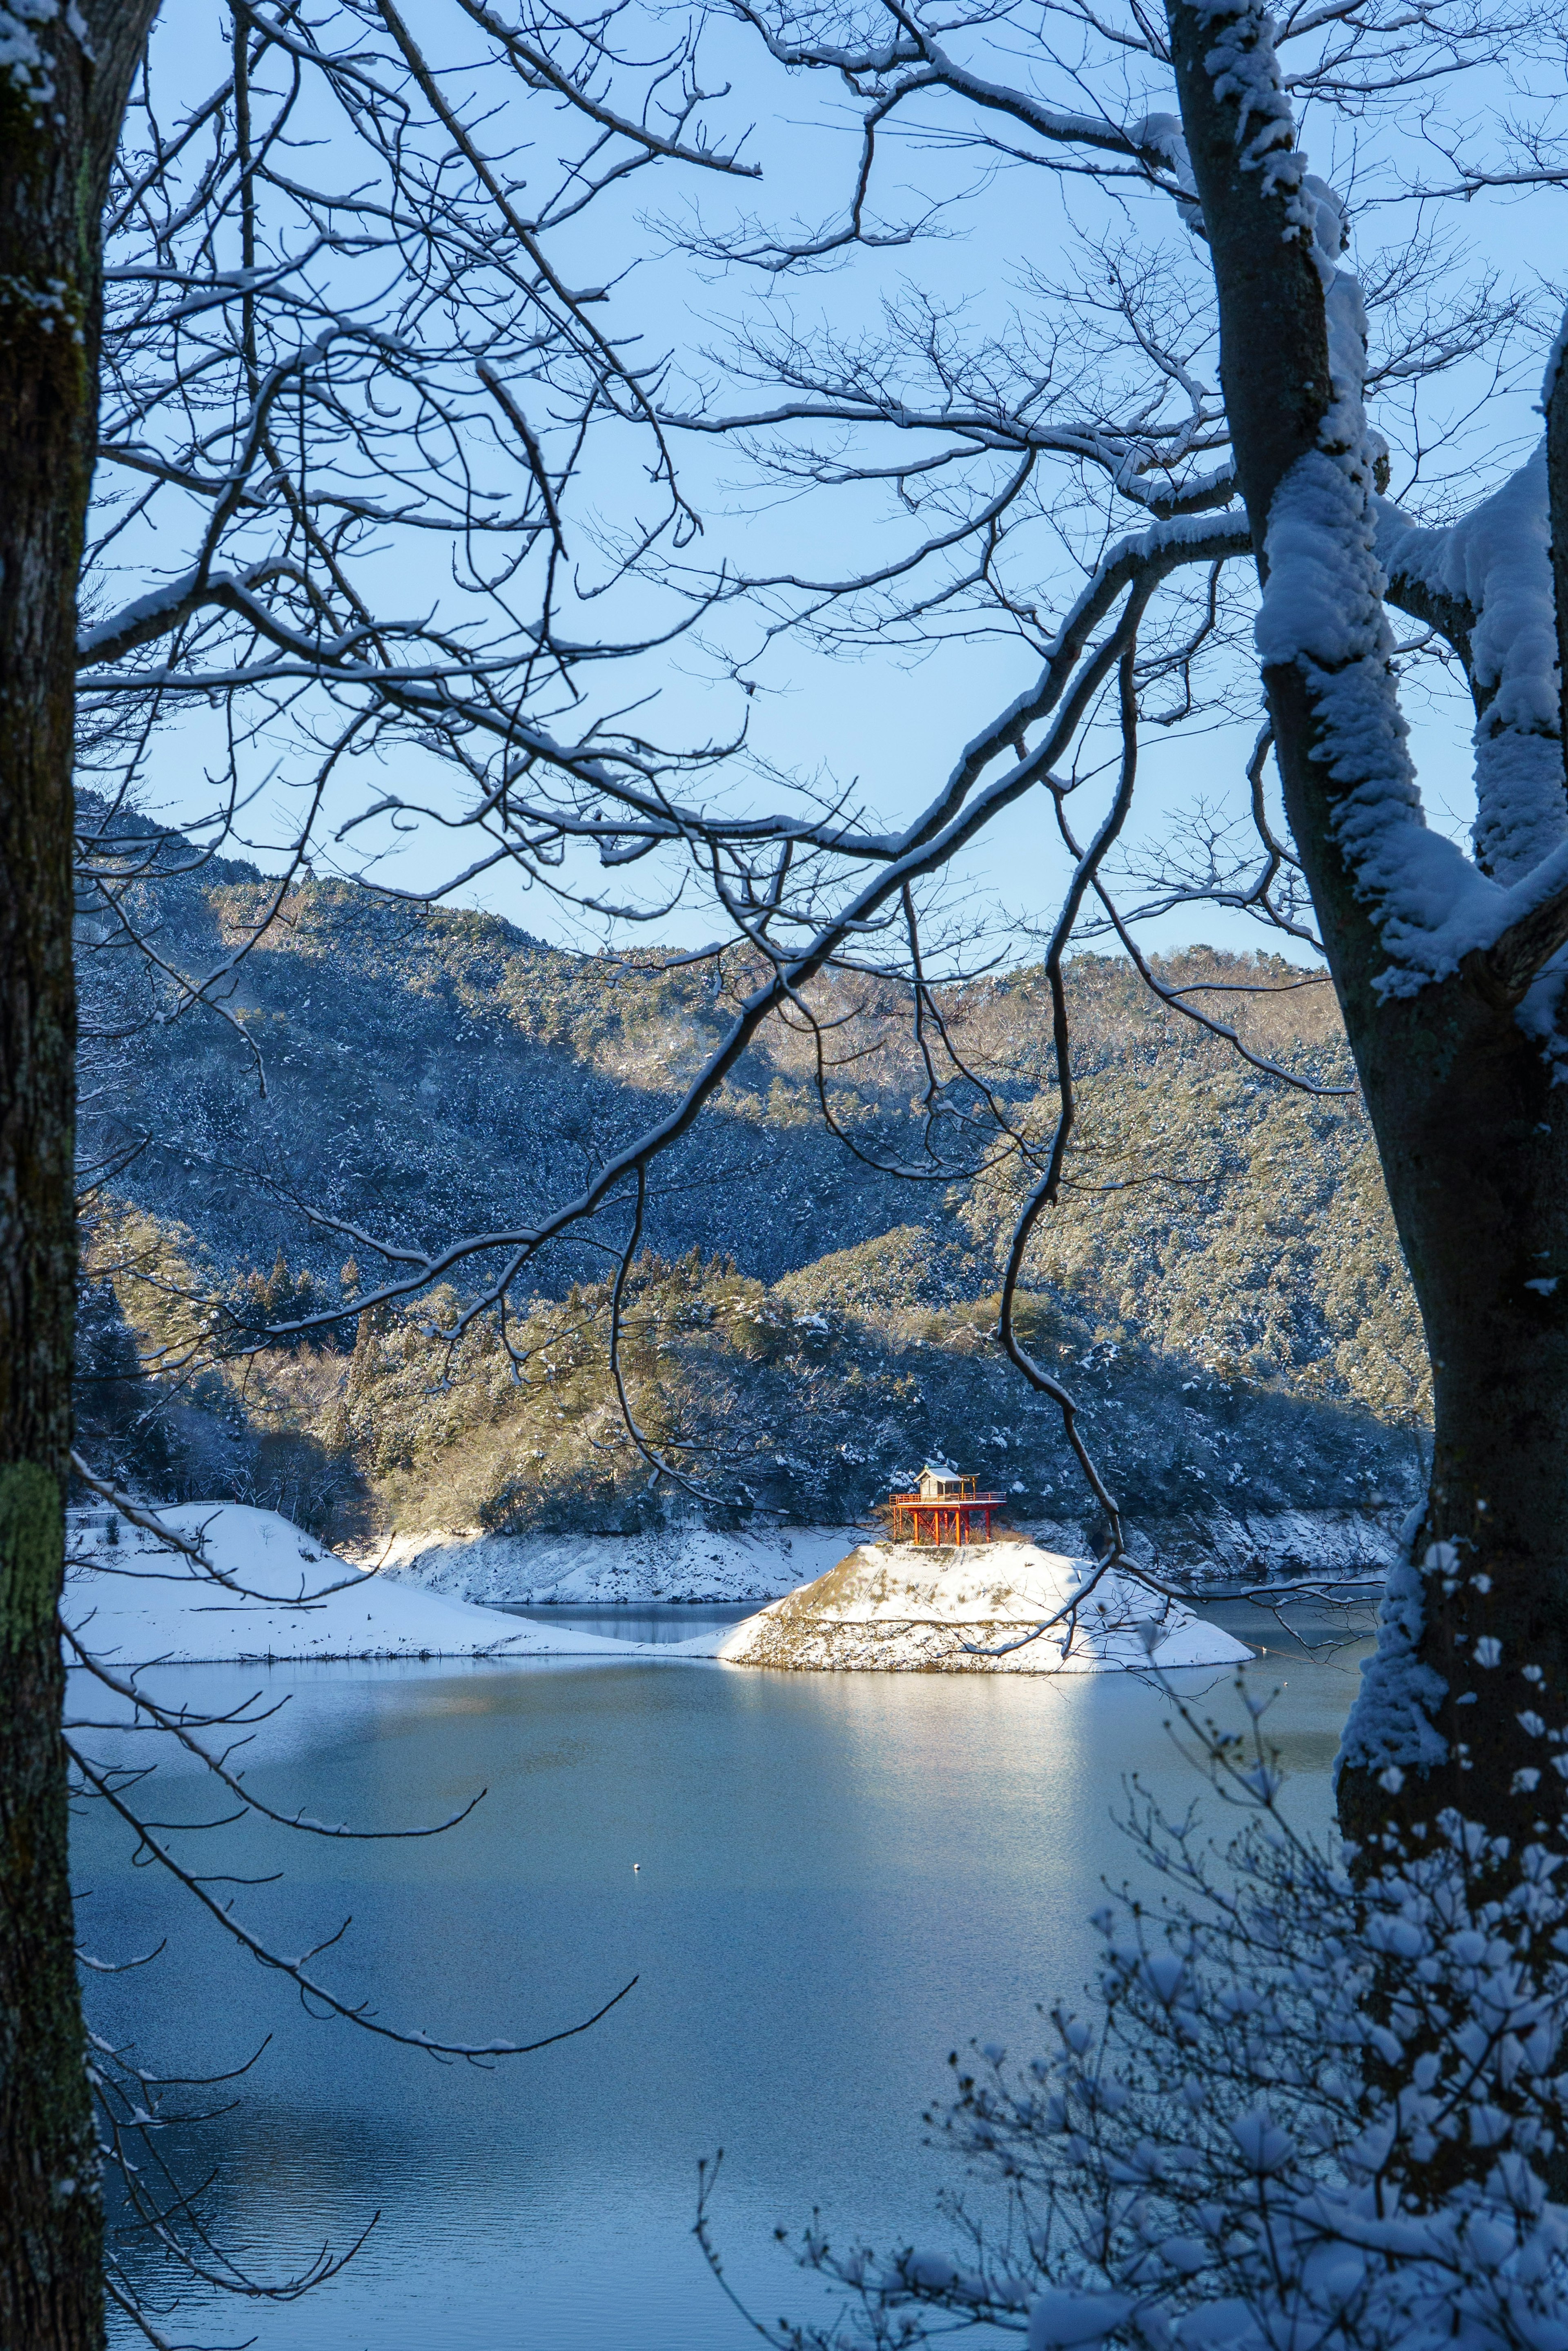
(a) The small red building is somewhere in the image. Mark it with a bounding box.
[886,1465,1003,1546]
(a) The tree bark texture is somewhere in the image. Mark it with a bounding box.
[1545,336,1568,762]
[1168,0,1568,1850]
[1,9,158,2346]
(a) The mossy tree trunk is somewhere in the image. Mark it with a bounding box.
[1,9,159,2344]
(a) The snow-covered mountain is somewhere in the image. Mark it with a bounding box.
[78,832,1428,1563]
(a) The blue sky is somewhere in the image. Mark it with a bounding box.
[114,0,1552,975]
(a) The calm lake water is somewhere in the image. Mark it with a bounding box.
[74,1602,1372,2351]
[494,1599,760,1644]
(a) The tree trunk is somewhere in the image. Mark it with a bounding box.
[1279,667,1568,1843]
[1167,0,1568,1843]
[0,10,158,2344]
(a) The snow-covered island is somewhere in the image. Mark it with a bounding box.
[714,1539,1252,1673]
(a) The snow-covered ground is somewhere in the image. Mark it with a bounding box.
[64,1507,1254,1673]
[370,1508,1399,1608]
[371,1521,856,1606]
[716,1540,1253,1674]
[63,1504,689,1666]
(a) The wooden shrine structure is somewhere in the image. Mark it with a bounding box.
[885,1465,1004,1546]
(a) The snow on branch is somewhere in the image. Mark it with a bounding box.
[1376,452,1566,885]
[1178,0,1568,1008]
[1338,1531,1450,1780]
[701,1687,1568,2349]
[1262,447,1568,1004]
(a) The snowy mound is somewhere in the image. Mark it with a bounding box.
[713,1540,1252,1674]
[63,1503,674,1666]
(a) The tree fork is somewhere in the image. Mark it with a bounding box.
[1167,0,1568,1849]
[0,9,158,2344]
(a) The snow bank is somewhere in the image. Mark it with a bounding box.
[369,1521,855,1606]
[710,1541,1253,1674]
[63,1503,674,1666]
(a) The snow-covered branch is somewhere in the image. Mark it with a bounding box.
[708,1685,1568,2347]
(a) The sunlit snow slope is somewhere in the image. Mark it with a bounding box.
[63,1503,665,1664]
[714,1540,1252,1673]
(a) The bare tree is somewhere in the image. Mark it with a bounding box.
[21,0,1568,2330]
[610,0,1568,1856]
[78,0,1568,1867]
[4,14,167,2347]
[9,2,747,2342]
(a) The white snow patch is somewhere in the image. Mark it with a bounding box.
[371,1510,1405,1606]
[1126,1504,1404,1588]
[1337,1551,1448,1778]
[1127,109,1201,228]
[1541,297,1568,410]
[1258,447,1568,999]
[64,1503,677,1665]
[1376,450,1566,883]
[0,0,58,100]
[1191,0,1295,200]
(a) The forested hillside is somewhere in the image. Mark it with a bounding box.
[77,846,1428,1550]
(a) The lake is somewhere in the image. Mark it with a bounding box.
[72,1601,1372,2350]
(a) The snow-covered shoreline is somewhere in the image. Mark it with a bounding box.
[63,1504,717,1667]
[368,1521,857,1608]
[367,1506,1400,1608]
[63,1500,1381,1671]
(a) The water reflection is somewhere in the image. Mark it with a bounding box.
[75,1601,1373,2350]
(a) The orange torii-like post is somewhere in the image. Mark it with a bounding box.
[885,1465,1004,1546]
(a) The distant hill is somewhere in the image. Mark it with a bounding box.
[75,839,1429,1553]
[82,863,976,1289]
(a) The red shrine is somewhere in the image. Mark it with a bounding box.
[886,1465,1004,1546]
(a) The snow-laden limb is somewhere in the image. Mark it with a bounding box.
[1376,452,1567,883]
[1257,451,1472,976]
[1263,449,1568,999]
[662,391,1236,522]
[75,556,304,668]
[78,514,1235,874]
[1192,0,1298,197]
[1174,0,1568,1007]
[1041,510,1254,673]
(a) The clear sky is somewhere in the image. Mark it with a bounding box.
[115,0,1550,975]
